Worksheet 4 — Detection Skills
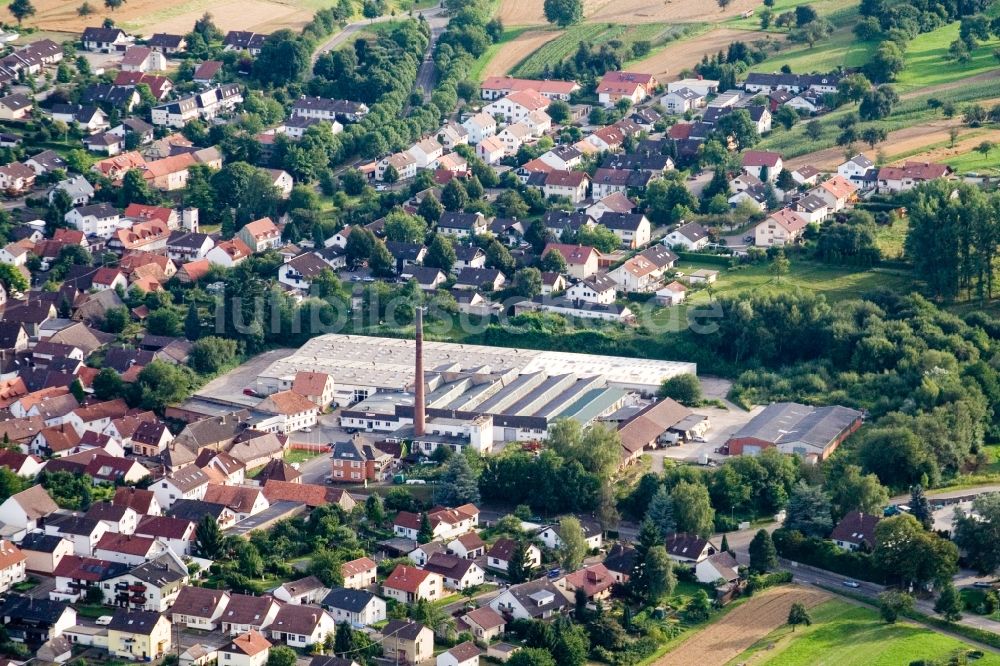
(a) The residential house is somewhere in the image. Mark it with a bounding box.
[461,113,497,144]
[654,281,687,306]
[662,221,709,250]
[793,193,830,224]
[51,554,127,602]
[476,135,505,165]
[393,505,480,542]
[837,154,875,187]
[105,551,188,611]
[120,46,166,73]
[381,620,433,666]
[602,543,637,584]
[694,551,739,585]
[407,137,444,169]
[51,104,108,133]
[566,274,617,305]
[236,217,281,252]
[273,576,329,605]
[830,511,880,551]
[147,33,186,54]
[94,532,165,566]
[791,165,821,186]
[662,87,705,114]
[278,253,330,292]
[321,587,386,627]
[0,162,36,194]
[600,212,651,249]
[812,174,858,212]
[439,211,487,238]
[0,485,59,531]
[256,390,318,434]
[135,515,195,557]
[82,27,133,52]
[206,238,253,267]
[106,609,171,661]
[488,578,568,620]
[219,594,280,636]
[437,121,469,148]
[341,557,377,589]
[496,122,532,156]
[596,71,657,107]
[202,485,269,521]
[171,586,230,629]
[459,607,506,643]
[19,533,73,574]
[448,532,486,560]
[85,502,139,534]
[64,203,121,238]
[541,242,600,279]
[0,93,31,120]
[268,604,336,648]
[608,245,678,293]
[438,642,482,666]
[423,553,486,590]
[664,532,717,564]
[382,565,443,603]
[556,563,615,602]
[0,595,76,646]
[754,208,808,247]
[0,540,26,593]
[483,89,549,123]
[538,519,602,551]
[543,170,589,204]
[290,97,368,123]
[480,76,579,101]
[741,150,783,182]
[217,630,272,666]
[153,467,209,510]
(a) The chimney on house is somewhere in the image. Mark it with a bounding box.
[414,307,426,438]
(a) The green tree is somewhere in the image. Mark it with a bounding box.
[909,484,933,530]
[539,249,567,273]
[104,0,123,11]
[184,301,201,341]
[333,622,356,656]
[0,263,28,293]
[194,514,225,558]
[8,0,35,25]
[188,337,240,375]
[644,545,676,604]
[267,646,297,666]
[550,618,589,666]
[770,249,790,281]
[557,516,588,571]
[805,119,823,140]
[954,493,1000,575]
[827,464,888,519]
[424,234,456,273]
[441,179,468,212]
[934,582,963,621]
[507,648,557,666]
[438,453,480,505]
[511,267,542,298]
[645,485,676,538]
[146,308,182,337]
[93,367,125,400]
[383,210,427,243]
[683,590,712,623]
[0,467,28,502]
[543,0,583,27]
[418,512,434,543]
[787,602,812,631]
[507,539,533,583]
[365,494,386,526]
[308,549,345,587]
[417,194,444,224]
[657,374,702,405]
[749,529,778,573]
[878,590,914,623]
[874,514,958,588]
[785,481,833,537]
[671,480,715,537]
[135,360,195,412]
[369,240,395,278]
[865,40,905,83]
[254,30,311,85]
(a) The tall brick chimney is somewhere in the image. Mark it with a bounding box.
[414,307,426,437]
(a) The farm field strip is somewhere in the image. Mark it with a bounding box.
[653,587,830,666]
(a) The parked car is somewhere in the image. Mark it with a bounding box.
[973,581,995,589]
[842,580,860,588]
[96,616,113,625]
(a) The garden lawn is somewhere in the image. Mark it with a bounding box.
[643,260,914,332]
[942,148,1000,176]
[873,217,908,259]
[283,449,323,465]
[727,600,1000,665]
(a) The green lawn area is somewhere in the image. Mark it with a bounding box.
[755,29,874,72]
[873,216,908,259]
[725,0,858,30]
[942,148,1000,176]
[895,23,1000,92]
[728,601,1000,666]
[284,449,324,465]
[642,259,914,332]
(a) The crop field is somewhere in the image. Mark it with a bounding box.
[498,0,764,26]
[509,22,687,77]
[19,0,327,35]
[632,28,776,81]
[475,28,560,79]
[729,601,1000,665]
[653,587,829,666]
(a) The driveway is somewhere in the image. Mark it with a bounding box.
[649,400,761,470]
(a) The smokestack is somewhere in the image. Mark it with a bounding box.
[414,307,425,438]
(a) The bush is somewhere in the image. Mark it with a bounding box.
[773,528,881,582]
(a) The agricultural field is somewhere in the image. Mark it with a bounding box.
[509,22,689,78]
[654,587,829,666]
[632,28,775,81]
[729,601,1000,665]
[473,28,560,79]
[497,0,762,26]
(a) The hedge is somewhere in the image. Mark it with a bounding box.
[675,252,733,266]
[772,528,883,583]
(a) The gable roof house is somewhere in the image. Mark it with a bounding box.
[383,564,443,603]
[664,532,717,563]
[0,485,59,531]
[218,630,272,666]
[82,27,133,52]
[171,586,231,630]
[488,578,568,620]
[268,604,336,648]
[219,594,281,636]
[541,242,600,279]
[596,71,657,107]
[830,511,880,551]
[273,575,330,605]
[754,208,808,247]
[423,552,486,590]
[380,619,434,666]
[321,587,385,628]
[556,562,616,601]
[695,551,740,585]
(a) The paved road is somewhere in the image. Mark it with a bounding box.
[414,14,450,100]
